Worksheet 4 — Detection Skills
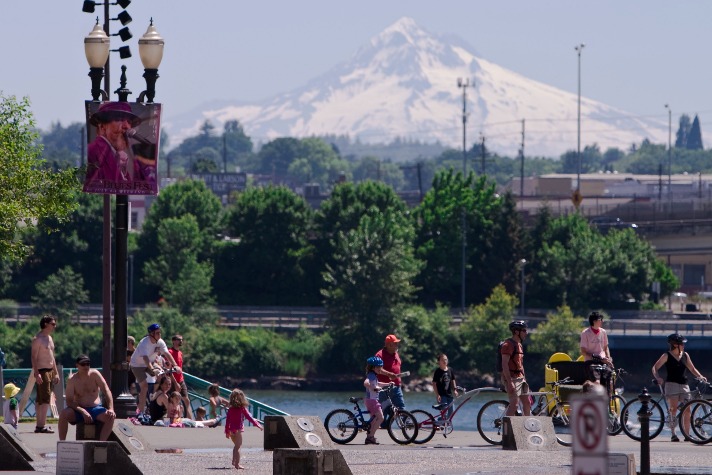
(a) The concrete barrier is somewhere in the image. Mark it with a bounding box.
[273,448,352,475]
[502,416,560,451]
[264,415,332,451]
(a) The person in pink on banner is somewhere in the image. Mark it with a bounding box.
[85,101,145,185]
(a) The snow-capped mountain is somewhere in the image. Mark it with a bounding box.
[166,17,667,158]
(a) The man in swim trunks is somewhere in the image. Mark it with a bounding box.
[31,315,60,433]
[58,354,116,441]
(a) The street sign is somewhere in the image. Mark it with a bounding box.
[572,394,608,475]
[572,189,583,208]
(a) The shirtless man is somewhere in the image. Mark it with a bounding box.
[58,355,116,441]
[31,315,60,433]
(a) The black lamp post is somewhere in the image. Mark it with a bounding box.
[83,17,164,418]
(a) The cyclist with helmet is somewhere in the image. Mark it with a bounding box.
[130,323,180,416]
[363,356,386,444]
[502,321,531,416]
[652,333,707,442]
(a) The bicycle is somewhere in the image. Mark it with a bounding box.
[589,365,627,436]
[673,380,712,444]
[408,385,502,444]
[477,377,602,447]
[620,377,710,441]
[323,384,418,445]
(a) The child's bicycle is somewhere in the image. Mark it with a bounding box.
[408,385,501,444]
[323,383,418,445]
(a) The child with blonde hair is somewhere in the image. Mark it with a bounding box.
[225,389,263,469]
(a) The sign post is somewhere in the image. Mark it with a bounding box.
[572,392,608,475]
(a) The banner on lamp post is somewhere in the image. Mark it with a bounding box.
[82,101,162,196]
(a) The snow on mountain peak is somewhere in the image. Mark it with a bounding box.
[168,18,667,158]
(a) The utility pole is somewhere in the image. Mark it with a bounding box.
[575,44,585,207]
[519,119,525,210]
[457,78,470,313]
[665,104,672,215]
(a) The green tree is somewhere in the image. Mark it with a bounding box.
[32,266,89,323]
[687,115,703,150]
[135,179,222,303]
[9,193,104,302]
[676,114,691,149]
[458,285,517,374]
[287,137,350,187]
[528,305,582,357]
[321,208,422,371]
[0,94,78,263]
[220,186,316,305]
[257,137,301,177]
[142,215,214,314]
[413,169,510,307]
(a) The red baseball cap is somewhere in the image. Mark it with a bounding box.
[385,334,401,344]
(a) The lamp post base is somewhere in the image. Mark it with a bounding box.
[113,391,138,419]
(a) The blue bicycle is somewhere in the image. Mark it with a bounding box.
[324,384,418,445]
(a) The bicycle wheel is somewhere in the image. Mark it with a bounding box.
[387,410,418,445]
[549,405,573,447]
[477,399,509,445]
[620,397,664,441]
[324,409,359,444]
[410,409,437,444]
[607,395,625,436]
[680,399,712,445]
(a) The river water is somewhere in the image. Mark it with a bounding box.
[246,389,507,432]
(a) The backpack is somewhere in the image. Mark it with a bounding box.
[495,338,521,373]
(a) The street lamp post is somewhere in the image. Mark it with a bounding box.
[665,104,672,214]
[575,44,585,199]
[83,17,164,418]
[519,259,527,317]
[457,78,470,312]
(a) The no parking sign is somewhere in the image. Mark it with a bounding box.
[572,393,608,475]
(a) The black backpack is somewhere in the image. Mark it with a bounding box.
[495,338,521,373]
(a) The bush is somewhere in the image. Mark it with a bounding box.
[0,299,18,320]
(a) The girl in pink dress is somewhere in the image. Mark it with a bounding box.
[224,389,263,469]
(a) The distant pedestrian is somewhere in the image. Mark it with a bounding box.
[3,383,21,429]
[208,383,228,420]
[127,336,136,395]
[31,315,59,433]
[225,389,263,470]
[433,353,458,420]
[168,334,194,419]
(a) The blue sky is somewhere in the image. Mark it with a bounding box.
[3,1,711,135]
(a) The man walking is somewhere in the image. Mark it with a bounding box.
[31,315,59,433]
[130,323,180,415]
[168,334,194,419]
[58,355,116,441]
[374,334,406,420]
[501,320,531,416]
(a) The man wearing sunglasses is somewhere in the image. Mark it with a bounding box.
[31,315,59,433]
[58,355,115,442]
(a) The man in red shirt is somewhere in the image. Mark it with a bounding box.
[168,334,194,419]
[374,334,406,420]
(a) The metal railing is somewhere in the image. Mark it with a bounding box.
[0,368,289,422]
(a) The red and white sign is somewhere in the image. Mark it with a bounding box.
[572,394,608,475]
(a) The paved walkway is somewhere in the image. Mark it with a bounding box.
[7,421,712,474]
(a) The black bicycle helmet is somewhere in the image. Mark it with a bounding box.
[509,320,528,331]
[588,311,604,326]
[668,333,687,345]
